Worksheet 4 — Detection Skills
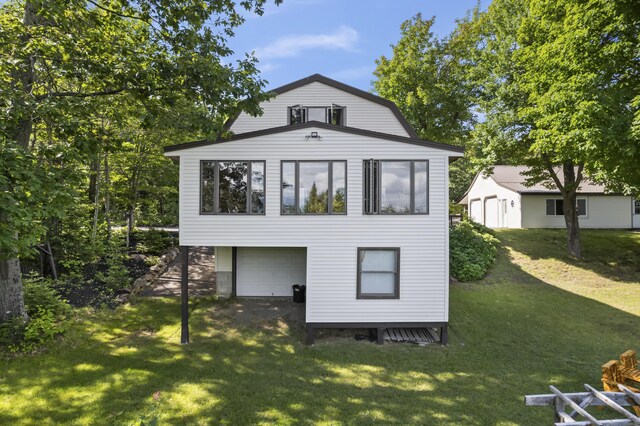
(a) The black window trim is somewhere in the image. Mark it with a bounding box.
[280,160,348,215]
[200,160,266,215]
[287,105,346,126]
[357,247,400,300]
[362,159,430,215]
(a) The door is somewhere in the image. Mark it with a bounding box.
[498,199,507,228]
[484,197,499,228]
[470,199,482,223]
[236,247,307,296]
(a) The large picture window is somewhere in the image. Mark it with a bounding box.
[545,198,587,217]
[201,161,265,214]
[281,161,347,215]
[288,105,345,126]
[363,160,429,214]
[357,248,400,299]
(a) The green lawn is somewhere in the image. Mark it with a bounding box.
[1,230,639,425]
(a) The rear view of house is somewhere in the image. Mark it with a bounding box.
[460,165,640,229]
[165,74,463,344]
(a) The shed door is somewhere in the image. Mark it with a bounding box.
[470,199,482,223]
[236,247,307,297]
[484,197,499,228]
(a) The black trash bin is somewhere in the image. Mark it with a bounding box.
[292,284,306,303]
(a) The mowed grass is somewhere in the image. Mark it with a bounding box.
[1,230,639,425]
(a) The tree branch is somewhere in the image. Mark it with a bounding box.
[542,154,565,193]
[36,88,127,100]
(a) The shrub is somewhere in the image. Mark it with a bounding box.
[0,277,71,352]
[450,220,499,282]
[132,229,177,255]
[95,243,132,291]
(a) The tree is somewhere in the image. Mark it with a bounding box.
[0,0,280,322]
[373,13,479,203]
[469,0,640,257]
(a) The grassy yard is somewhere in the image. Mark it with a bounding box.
[1,230,639,425]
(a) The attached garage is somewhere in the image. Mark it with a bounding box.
[484,197,499,228]
[236,247,307,297]
[470,199,482,223]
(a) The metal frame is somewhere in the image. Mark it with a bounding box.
[306,322,448,346]
[199,160,266,215]
[287,104,346,126]
[356,247,400,300]
[180,245,189,344]
[280,160,348,215]
[362,160,430,215]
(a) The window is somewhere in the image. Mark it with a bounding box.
[363,160,429,214]
[634,199,640,215]
[545,198,587,217]
[357,248,400,299]
[281,161,346,214]
[201,161,265,214]
[288,105,345,126]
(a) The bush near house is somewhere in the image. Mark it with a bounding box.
[450,219,498,281]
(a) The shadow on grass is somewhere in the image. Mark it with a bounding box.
[495,229,640,283]
[1,243,639,425]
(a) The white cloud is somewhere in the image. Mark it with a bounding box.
[253,26,359,59]
[329,65,375,82]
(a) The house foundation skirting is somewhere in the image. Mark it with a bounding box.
[305,322,448,346]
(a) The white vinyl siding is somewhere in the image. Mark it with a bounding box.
[466,175,521,228]
[522,195,632,228]
[169,126,454,323]
[230,81,411,137]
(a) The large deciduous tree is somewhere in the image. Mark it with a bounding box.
[470,0,640,257]
[0,0,279,322]
[373,13,479,204]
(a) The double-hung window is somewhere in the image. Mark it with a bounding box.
[545,198,587,217]
[357,248,400,299]
[363,160,429,214]
[634,199,640,215]
[281,161,347,214]
[201,161,265,214]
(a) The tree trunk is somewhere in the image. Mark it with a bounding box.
[0,1,38,323]
[91,159,101,244]
[562,189,581,258]
[0,256,27,322]
[104,150,112,236]
[561,162,582,259]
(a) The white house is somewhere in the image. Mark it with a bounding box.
[164,74,464,344]
[460,165,640,229]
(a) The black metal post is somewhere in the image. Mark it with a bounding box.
[180,245,189,344]
[440,324,448,345]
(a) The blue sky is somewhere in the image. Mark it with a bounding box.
[229,0,485,92]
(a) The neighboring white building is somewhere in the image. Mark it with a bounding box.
[165,74,463,344]
[460,165,640,229]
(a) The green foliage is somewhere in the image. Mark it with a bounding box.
[468,0,640,192]
[450,220,498,282]
[131,229,177,255]
[373,13,478,202]
[95,242,132,291]
[0,278,71,352]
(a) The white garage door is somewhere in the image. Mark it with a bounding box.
[484,197,499,228]
[236,247,307,297]
[470,199,482,223]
